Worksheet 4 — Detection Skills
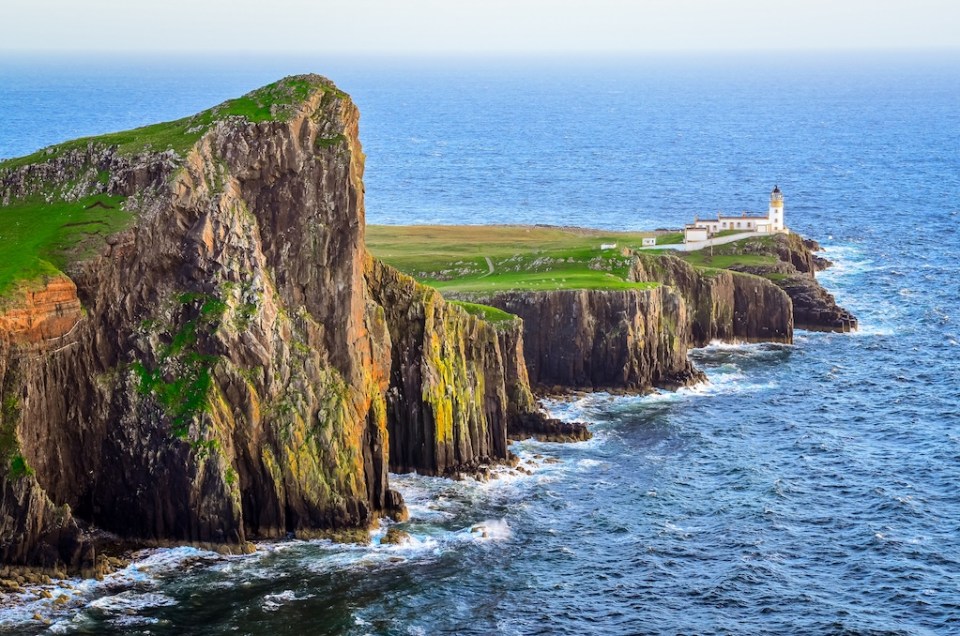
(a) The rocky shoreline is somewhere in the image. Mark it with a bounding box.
[0,75,856,581]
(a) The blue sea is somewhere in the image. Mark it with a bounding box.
[1,53,959,635]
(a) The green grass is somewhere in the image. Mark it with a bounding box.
[0,75,344,171]
[654,232,684,245]
[675,234,780,270]
[367,224,663,294]
[678,251,778,269]
[0,192,131,299]
[450,301,518,324]
[433,271,660,293]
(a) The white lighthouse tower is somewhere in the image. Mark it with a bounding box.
[769,185,785,232]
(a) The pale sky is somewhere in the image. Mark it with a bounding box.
[3,0,958,54]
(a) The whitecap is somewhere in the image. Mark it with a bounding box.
[261,589,313,612]
[88,590,178,613]
[576,458,605,471]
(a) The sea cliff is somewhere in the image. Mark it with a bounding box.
[473,286,705,392]
[630,251,794,346]
[0,76,557,576]
[0,75,851,578]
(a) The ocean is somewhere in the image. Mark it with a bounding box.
[1,53,959,635]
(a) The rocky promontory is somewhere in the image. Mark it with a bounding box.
[631,251,794,346]
[473,286,705,392]
[0,76,559,576]
[672,233,858,333]
[0,75,854,579]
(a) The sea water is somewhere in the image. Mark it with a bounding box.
[0,53,958,635]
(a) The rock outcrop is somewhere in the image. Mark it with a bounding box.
[366,259,510,476]
[473,287,705,393]
[0,276,82,346]
[631,252,794,346]
[700,233,858,333]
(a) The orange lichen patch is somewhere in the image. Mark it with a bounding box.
[0,276,82,345]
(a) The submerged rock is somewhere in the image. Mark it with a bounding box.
[380,526,411,545]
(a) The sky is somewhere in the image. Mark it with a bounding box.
[2,0,958,54]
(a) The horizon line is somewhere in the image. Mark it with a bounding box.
[2,46,959,57]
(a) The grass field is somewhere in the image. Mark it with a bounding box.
[449,301,519,324]
[367,225,663,294]
[0,193,131,299]
[677,251,778,269]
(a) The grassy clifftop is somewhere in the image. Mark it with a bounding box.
[366,225,661,294]
[0,75,344,301]
[367,225,819,299]
[0,75,343,173]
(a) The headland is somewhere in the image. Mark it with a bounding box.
[0,75,856,591]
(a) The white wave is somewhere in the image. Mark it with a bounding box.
[88,590,177,613]
[535,370,776,423]
[464,518,512,542]
[815,243,900,336]
[698,339,793,353]
[575,458,606,471]
[262,589,313,612]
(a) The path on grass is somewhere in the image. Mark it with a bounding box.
[480,256,494,277]
[639,231,758,252]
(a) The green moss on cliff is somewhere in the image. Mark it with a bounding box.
[0,388,33,480]
[0,395,20,476]
[315,134,347,149]
[133,293,226,445]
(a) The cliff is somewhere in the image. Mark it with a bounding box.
[365,260,588,473]
[631,252,794,346]
[366,259,510,476]
[470,286,705,392]
[0,75,550,575]
[693,233,857,333]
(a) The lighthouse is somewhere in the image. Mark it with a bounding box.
[769,185,784,232]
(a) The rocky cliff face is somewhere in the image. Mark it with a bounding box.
[473,286,705,392]
[0,76,419,574]
[0,276,82,345]
[366,259,510,476]
[631,253,794,346]
[705,233,858,333]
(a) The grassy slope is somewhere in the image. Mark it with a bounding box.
[366,225,661,294]
[0,75,340,301]
[0,193,130,298]
[449,301,518,325]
